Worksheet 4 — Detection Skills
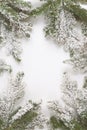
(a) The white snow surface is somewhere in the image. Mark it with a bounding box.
[0,0,86,129]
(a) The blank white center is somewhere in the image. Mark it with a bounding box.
[21,17,69,102]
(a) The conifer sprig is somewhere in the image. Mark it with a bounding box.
[0,72,44,130]
[0,0,32,62]
[0,59,12,74]
[48,72,87,130]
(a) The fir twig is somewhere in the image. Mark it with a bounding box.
[48,72,87,130]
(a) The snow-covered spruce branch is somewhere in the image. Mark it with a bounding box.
[0,72,25,129]
[10,101,46,130]
[48,72,87,130]
[0,0,32,62]
[30,0,87,51]
[0,72,44,130]
[64,42,87,73]
[0,59,12,74]
[44,0,87,51]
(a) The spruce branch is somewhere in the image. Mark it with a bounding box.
[65,3,87,23]
[30,0,60,16]
[0,72,45,130]
[30,0,87,53]
[48,72,87,130]
[0,72,25,128]
[64,42,87,73]
[10,101,43,130]
[7,2,31,15]
[0,59,12,74]
[0,0,32,62]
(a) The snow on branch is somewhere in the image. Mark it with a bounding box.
[64,42,87,73]
[0,59,12,74]
[43,0,87,51]
[0,0,32,62]
[0,72,45,130]
[48,72,87,130]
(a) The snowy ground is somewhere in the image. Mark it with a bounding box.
[0,0,87,129]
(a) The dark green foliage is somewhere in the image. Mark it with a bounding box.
[10,108,38,130]
[50,116,69,130]
[30,1,51,16]
[29,0,61,16]
[65,4,87,23]
[8,107,21,121]
[0,119,3,129]
[0,0,31,28]
[50,116,59,129]
[83,77,87,88]
[70,115,87,130]
[44,0,61,37]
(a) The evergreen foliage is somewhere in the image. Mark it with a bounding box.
[64,42,87,73]
[45,0,87,50]
[30,0,87,51]
[0,59,12,74]
[48,72,87,130]
[0,0,32,62]
[0,72,44,130]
